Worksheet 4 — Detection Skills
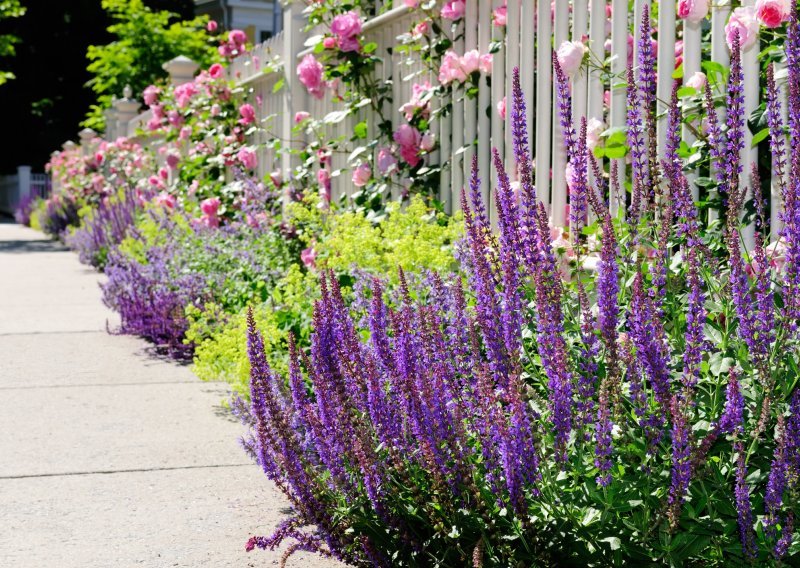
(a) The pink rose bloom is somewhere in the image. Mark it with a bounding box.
[677,0,709,24]
[438,50,467,84]
[174,82,197,108]
[400,81,432,120]
[301,247,317,269]
[159,167,169,180]
[441,0,466,20]
[237,147,258,170]
[460,50,481,74]
[586,117,605,152]
[393,124,421,148]
[376,146,397,175]
[208,63,224,79]
[685,71,707,90]
[494,5,507,26]
[317,168,331,185]
[404,0,420,7]
[479,53,493,75]
[420,133,435,152]
[143,85,160,106]
[323,36,338,49]
[94,151,104,164]
[210,104,221,117]
[294,111,310,123]
[352,162,371,187]
[726,6,760,50]
[200,197,221,217]
[414,20,429,36]
[269,170,283,187]
[207,20,218,33]
[239,103,256,125]
[338,35,361,53]
[167,110,183,127]
[497,96,506,120]
[297,54,325,99]
[154,192,176,209]
[331,11,362,40]
[151,104,164,119]
[166,151,181,169]
[228,29,247,47]
[556,40,587,76]
[756,0,791,28]
[179,126,192,140]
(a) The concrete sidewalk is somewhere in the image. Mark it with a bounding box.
[0,222,342,567]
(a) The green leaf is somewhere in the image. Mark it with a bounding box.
[363,42,378,54]
[751,127,769,148]
[271,78,284,93]
[354,121,368,139]
[604,145,628,159]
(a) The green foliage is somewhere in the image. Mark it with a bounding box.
[0,0,26,86]
[83,0,218,130]
[190,196,463,396]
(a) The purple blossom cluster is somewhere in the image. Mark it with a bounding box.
[240,11,800,565]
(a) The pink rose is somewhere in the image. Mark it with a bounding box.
[210,104,221,117]
[586,118,605,151]
[404,0,420,7]
[269,170,283,187]
[460,50,482,74]
[208,63,224,79]
[556,40,587,76]
[297,54,325,99]
[441,0,466,20]
[237,147,258,170]
[239,103,256,125]
[317,168,331,185]
[479,53,493,75]
[352,162,371,187]
[755,0,791,28]
[200,197,221,216]
[420,133,435,152]
[207,20,218,33]
[331,11,362,40]
[685,71,707,90]
[438,50,467,84]
[494,5,507,27]
[497,96,506,120]
[154,192,176,209]
[726,6,760,50]
[677,0,709,24]
[166,151,181,169]
[294,111,310,123]
[323,36,338,49]
[338,35,361,53]
[301,247,317,269]
[143,85,160,106]
[376,146,397,175]
[393,124,421,148]
[228,29,247,47]
[414,20,429,36]
[167,110,183,127]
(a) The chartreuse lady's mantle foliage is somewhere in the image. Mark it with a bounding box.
[240,17,800,568]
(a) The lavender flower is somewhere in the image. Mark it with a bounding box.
[718,369,744,436]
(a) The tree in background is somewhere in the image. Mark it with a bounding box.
[0,0,25,86]
[83,0,219,131]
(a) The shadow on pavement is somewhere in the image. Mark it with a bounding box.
[0,238,68,254]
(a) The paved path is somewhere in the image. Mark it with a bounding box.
[0,222,342,567]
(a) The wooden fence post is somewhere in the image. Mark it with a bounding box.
[281,3,307,208]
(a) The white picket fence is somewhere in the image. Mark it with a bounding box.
[80,1,777,234]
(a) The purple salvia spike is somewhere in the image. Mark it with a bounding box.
[637,4,658,206]
[553,50,577,160]
[597,212,620,380]
[724,31,746,213]
[734,442,758,561]
[569,118,590,239]
[511,67,540,269]
[667,395,692,528]
[751,167,776,366]
[766,64,788,204]
[718,368,744,435]
[682,248,705,393]
[626,63,648,224]
[765,415,788,535]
